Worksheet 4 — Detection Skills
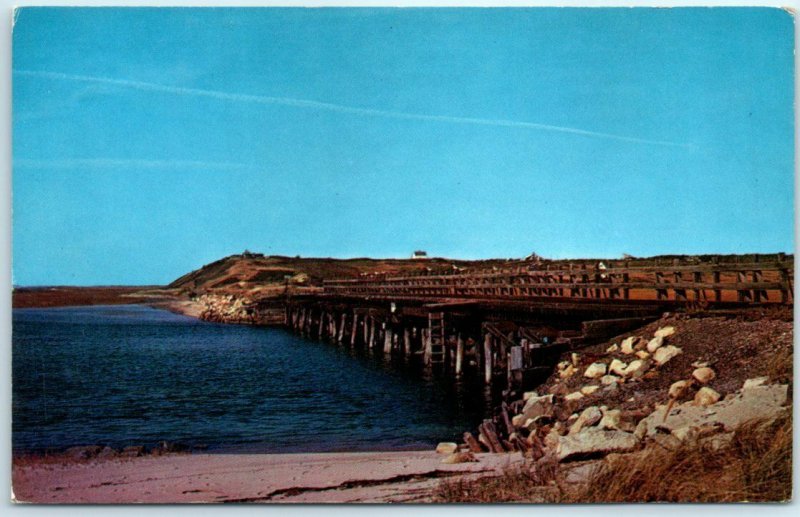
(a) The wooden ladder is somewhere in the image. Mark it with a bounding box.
[428,312,446,364]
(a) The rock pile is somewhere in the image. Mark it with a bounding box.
[451,321,790,469]
[196,294,258,324]
[61,441,193,461]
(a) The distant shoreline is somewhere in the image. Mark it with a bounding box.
[12,285,166,309]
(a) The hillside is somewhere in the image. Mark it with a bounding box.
[166,252,521,296]
[168,251,791,296]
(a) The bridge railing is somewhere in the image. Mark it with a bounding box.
[322,257,794,304]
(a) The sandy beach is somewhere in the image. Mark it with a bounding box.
[12,450,524,504]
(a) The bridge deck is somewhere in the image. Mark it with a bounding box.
[321,258,793,307]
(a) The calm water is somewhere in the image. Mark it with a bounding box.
[12,305,491,453]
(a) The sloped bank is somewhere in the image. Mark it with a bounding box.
[435,310,792,502]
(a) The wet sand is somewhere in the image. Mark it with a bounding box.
[12,450,524,504]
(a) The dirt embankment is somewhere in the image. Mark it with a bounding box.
[439,310,793,502]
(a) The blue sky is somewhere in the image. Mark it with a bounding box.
[12,7,795,286]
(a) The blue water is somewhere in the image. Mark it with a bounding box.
[12,305,490,453]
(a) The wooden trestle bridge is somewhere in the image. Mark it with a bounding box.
[282,254,793,391]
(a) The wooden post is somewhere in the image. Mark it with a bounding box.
[510,345,523,389]
[463,432,484,453]
[500,402,514,436]
[483,333,493,385]
[318,310,325,338]
[403,327,412,356]
[350,312,359,347]
[479,421,505,453]
[423,328,432,366]
[367,317,375,349]
[383,326,393,354]
[455,333,464,377]
[338,313,346,343]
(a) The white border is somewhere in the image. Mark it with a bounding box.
[1,2,797,515]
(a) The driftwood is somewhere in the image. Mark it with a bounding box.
[527,431,546,461]
[479,421,505,453]
[511,433,530,453]
[500,402,514,436]
[463,431,484,453]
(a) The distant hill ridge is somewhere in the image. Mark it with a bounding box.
[168,251,792,294]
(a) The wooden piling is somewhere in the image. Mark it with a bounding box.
[403,327,412,356]
[423,328,432,366]
[463,432,484,453]
[455,333,464,376]
[338,313,346,343]
[478,421,504,453]
[350,312,359,347]
[483,333,493,385]
[367,317,375,349]
[510,345,523,388]
[383,326,393,354]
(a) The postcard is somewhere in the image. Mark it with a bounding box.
[10,6,793,503]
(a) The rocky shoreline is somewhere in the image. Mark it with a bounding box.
[424,311,793,501]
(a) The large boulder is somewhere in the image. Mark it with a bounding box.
[654,326,676,338]
[620,336,638,355]
[669,379,693,399]
[637,383,789,439]
[556,429,640,461]
[580,385,600,396]
[600,375,620,386]
[436,442,458,455]
[559,364,576,379]
[521,393,555,423]
[692,367,716,384]
[621,359,649,379]
[523,391,539,401]
[653,345,682,366]
[646,336,665,353]
[569,406,603,434]
[743,377,768,390]
[564,391,584,402]
[609,359,627,377]
[583,362,607,379]
[599,408,622,430]
[694,387,721,406]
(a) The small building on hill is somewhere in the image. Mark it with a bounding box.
[412,250,428,259]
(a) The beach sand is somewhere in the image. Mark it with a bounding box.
[12,450,525,504]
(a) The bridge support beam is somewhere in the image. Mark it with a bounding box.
[483,333,493,385]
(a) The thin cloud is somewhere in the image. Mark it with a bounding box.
[15,158,253,170]
[15,69,691,148]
